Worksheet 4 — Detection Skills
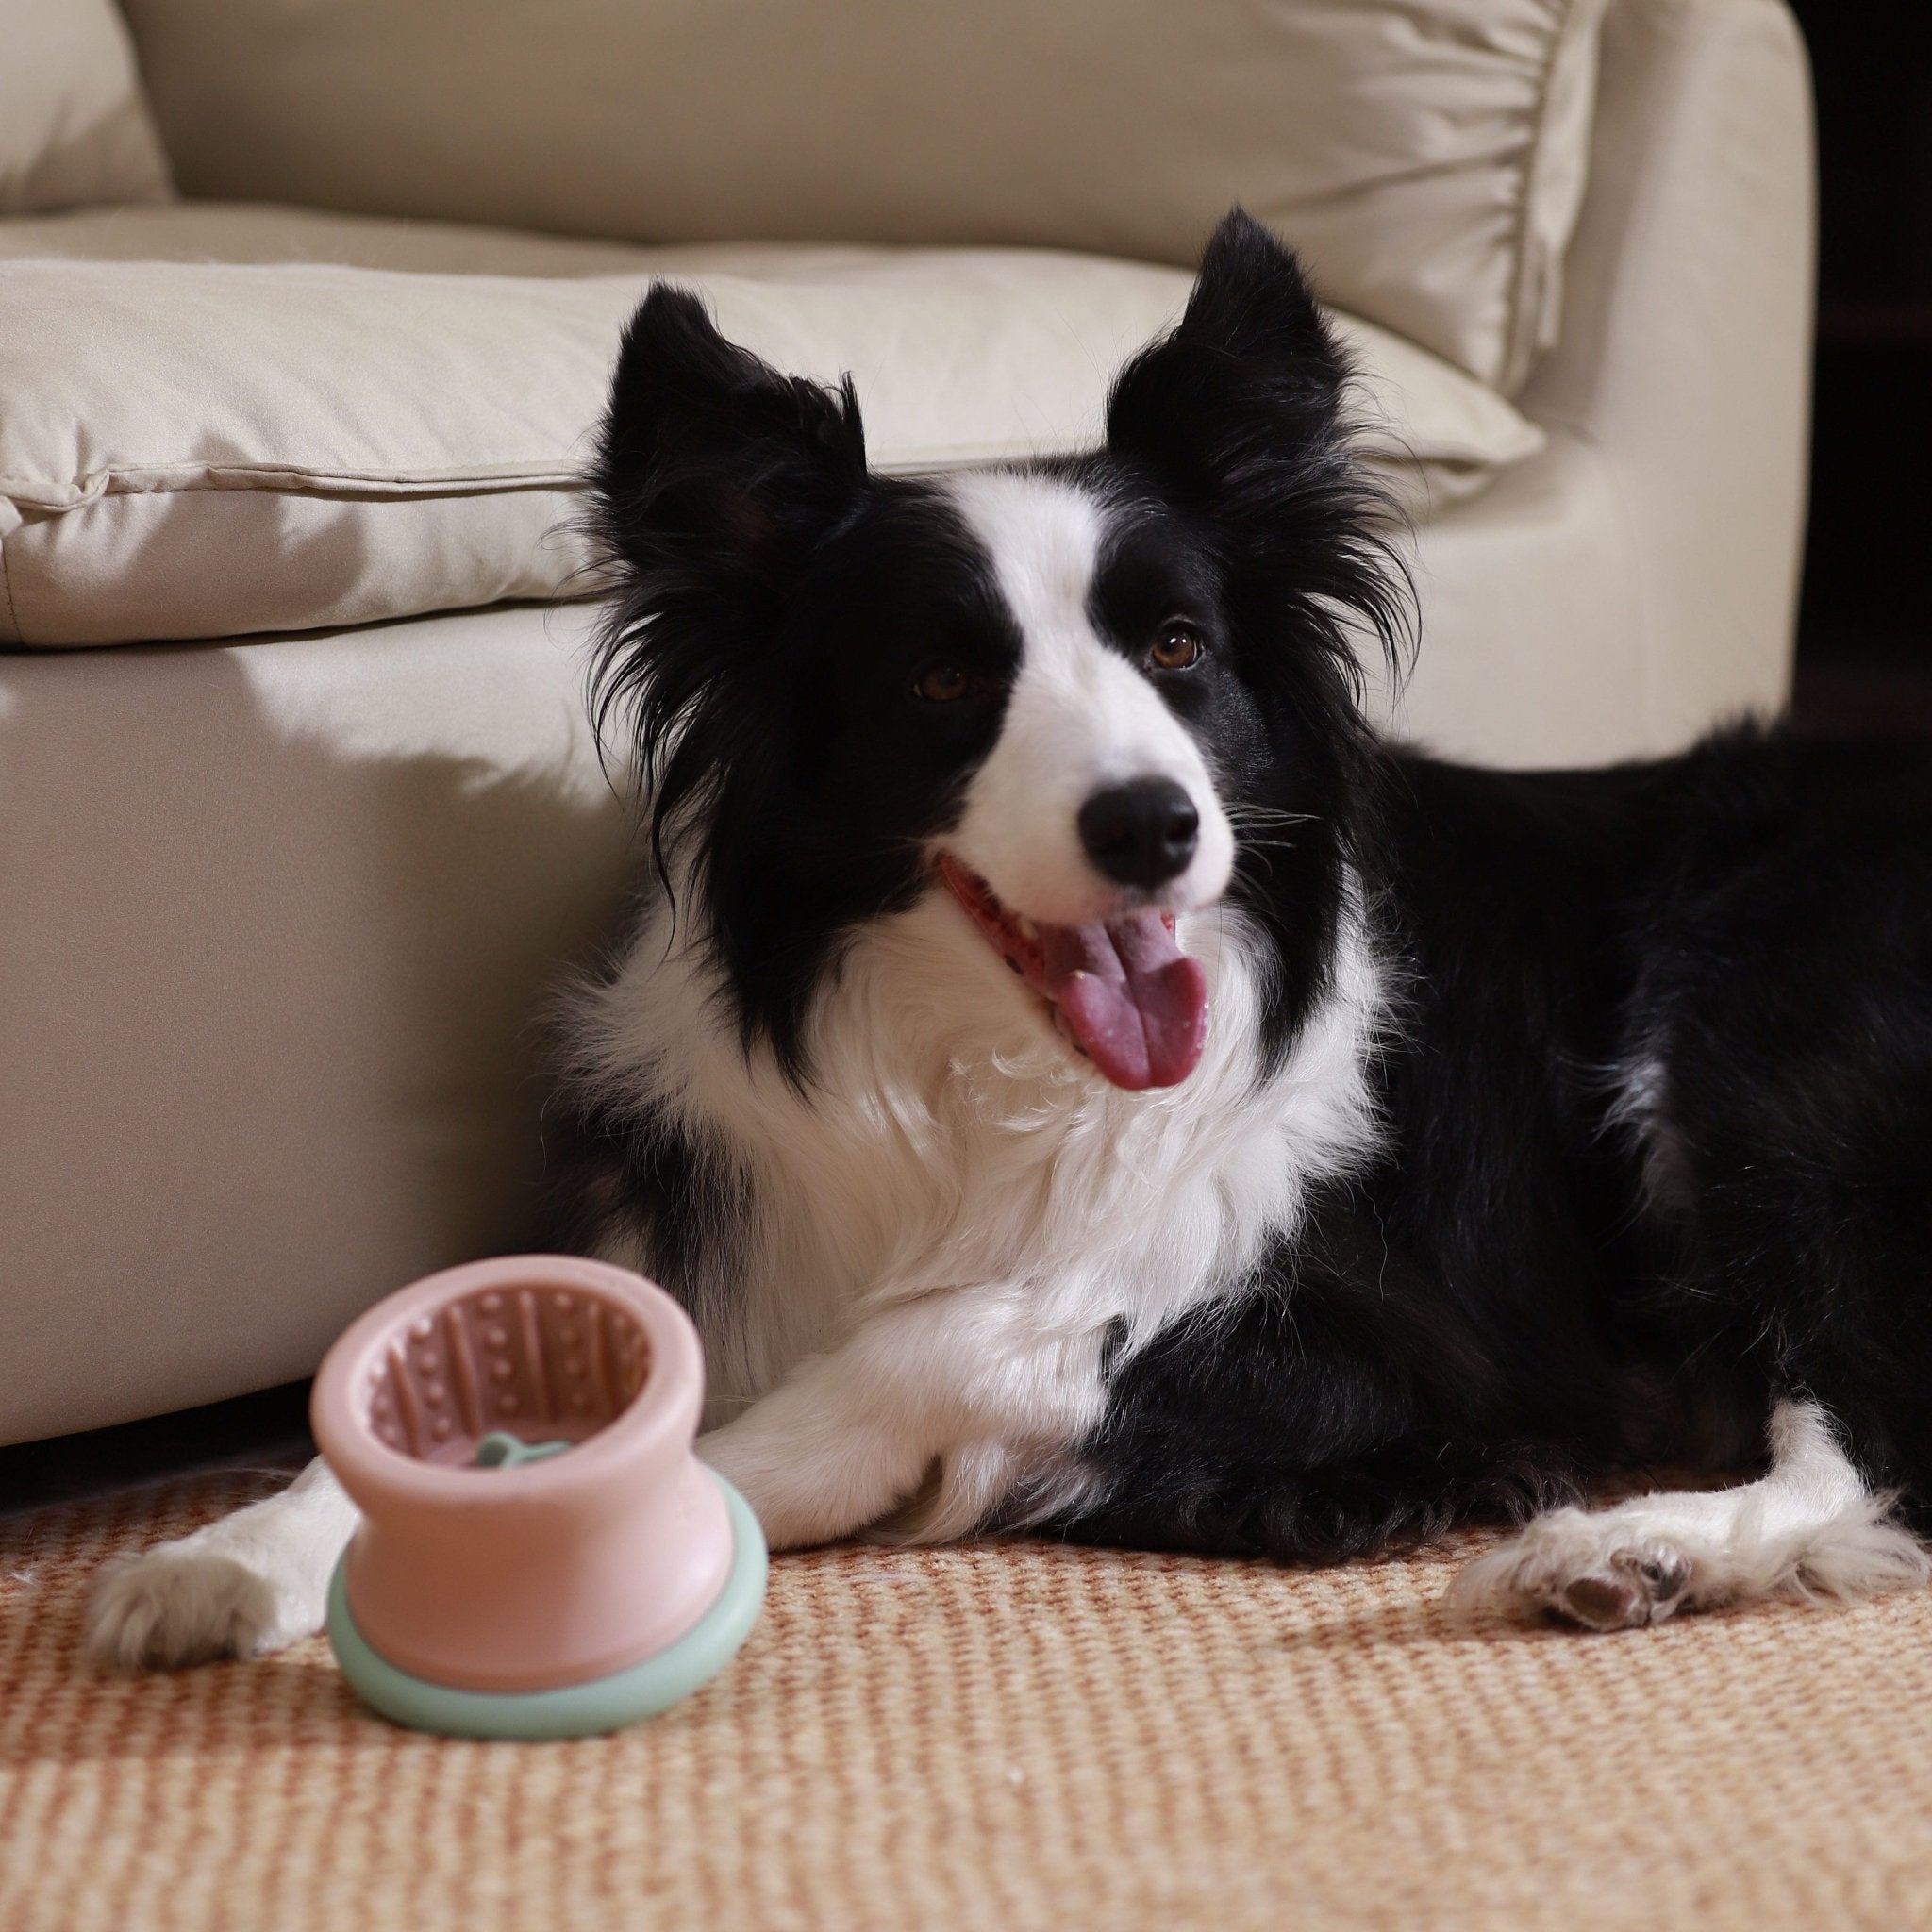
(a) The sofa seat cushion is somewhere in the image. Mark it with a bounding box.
[0,205,1541,649]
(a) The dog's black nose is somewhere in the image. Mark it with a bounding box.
[1078,779,1200,889]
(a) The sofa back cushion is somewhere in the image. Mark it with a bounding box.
[0,235,1541,648]
[1,0,173,213]
[115,0,1607,393]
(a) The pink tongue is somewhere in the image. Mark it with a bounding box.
[1039,912,1209,1091]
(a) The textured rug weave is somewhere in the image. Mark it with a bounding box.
[4,1471,1932,1932]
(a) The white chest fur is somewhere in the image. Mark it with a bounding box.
[566,883,1386,1541]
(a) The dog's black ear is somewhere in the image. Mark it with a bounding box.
[592,284,867,600]
[586,288,871,891]
[1106,208,1350,512]
[1108,208,1413,696]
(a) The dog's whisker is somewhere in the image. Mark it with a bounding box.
[1224,807,1320,827]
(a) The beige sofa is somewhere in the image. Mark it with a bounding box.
[0,0,1813,1445]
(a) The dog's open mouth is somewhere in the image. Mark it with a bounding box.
[938,855,1210,1091]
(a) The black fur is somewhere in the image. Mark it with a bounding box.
[1062,735,1932,1556]
[587,286,1028,1076]
[570,208,1932,1563]
[1102,216,1414,1064]
[545,1094,742,1324]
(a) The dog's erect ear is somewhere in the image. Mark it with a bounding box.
[1106,208,1350,511]
[592,285,867,599]
[1108,209,1414,696]
[1160,207,1338,371]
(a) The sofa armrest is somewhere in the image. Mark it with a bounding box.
[1520,0,1815,745]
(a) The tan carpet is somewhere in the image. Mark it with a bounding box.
[4,1471,1931,1932]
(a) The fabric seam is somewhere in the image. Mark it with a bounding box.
[0,520,22,645]
[1501,0,1600,394]
[4,412,1531,510]
[0,465,586,511]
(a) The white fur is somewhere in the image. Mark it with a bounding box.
[83,893,1385,1656]
[1451,1399,1931,1629]
[941,472,1236,926]
[1605,1035,1696,1217]
[571,471,1379,1548]
[581,880,1388,1548]
[86,1457,358,1669]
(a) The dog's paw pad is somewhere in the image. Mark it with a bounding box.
[1552,1549,1691,1630]
[1558,1573,1646,1629]
[86,1547,291,1671]
[1448,1515,1700,1632]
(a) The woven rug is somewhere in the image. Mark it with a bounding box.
[4,1472,1931,1931]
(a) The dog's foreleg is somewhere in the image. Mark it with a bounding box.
[698,1363,935,1552]
[1449,1398,1931,1630]
[86,1457,359,1669]
[698,1291,1100,1549]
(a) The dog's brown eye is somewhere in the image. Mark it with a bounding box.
[914,665,973,703]
[1150,625,1205,672]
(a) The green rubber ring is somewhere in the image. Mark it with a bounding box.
[326,1473,767,1740]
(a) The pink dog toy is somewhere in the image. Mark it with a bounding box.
[311,1256,766,1739]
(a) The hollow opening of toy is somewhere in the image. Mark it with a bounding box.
[360,1280,653,1466]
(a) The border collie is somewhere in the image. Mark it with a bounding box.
[90,209,1932,1668]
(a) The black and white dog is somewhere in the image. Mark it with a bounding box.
[91,210,1932,1667]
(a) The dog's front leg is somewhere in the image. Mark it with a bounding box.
[698,1291,1097,1550]
[86,1456,359,1669]
[698,1369,932,1552]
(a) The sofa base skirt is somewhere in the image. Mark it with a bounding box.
[0,605,629,1444]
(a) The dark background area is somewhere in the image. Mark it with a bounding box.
[3,2,1930,1514]
[1789,0,1932,729]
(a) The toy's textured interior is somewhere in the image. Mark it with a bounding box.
[361,1284,650,1465]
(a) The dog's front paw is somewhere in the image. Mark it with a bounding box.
[86,1542,322,1670]
[695,1425,807,1549]
[1447,1508,1698,1632]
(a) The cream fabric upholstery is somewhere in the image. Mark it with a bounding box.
[0,0,172,214]
[0,226,1540,647]
[0,0,1814,1441]
[1387,0,1814,763]
[0,608,627,1441]
[1506,0,1816,753]
[117,0,1607,392]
